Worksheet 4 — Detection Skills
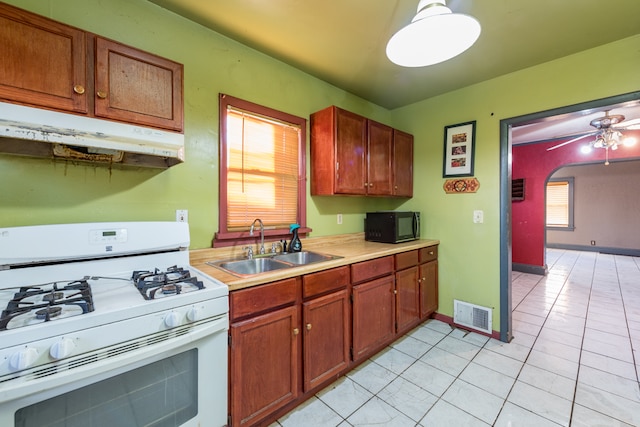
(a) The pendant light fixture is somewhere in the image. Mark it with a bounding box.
[386,0,481,67]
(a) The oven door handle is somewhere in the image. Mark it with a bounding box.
[0,315,228,403]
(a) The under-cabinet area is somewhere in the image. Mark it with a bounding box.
[191,235,439,427]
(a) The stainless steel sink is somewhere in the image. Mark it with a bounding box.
[273,251,340,265]
[207,250,342,277]
[212,258,292,276]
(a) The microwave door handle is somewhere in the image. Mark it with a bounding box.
[413,213,419,237]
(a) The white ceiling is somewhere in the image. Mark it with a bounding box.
[147,0,640,144]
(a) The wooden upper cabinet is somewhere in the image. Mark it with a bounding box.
[334,108,368,194]
[311,105,412,197]
[0,3,183,132]
[0,2,87,113]
[94,37,183,131]
[393,129,414,197]
[367,120,394,195]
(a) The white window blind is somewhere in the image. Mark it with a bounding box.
[546,180,569,227]
[226,107,300,231]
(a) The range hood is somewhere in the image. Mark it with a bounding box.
[0,102,185,168]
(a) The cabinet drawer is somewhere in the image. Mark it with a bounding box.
[230,278,298,321]
[303,266,349,299]
[351,256,394,284]
[419,245,438,263]
[395,250,418,270]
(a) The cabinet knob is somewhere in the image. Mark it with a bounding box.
[429,251,434,255]
[73,85,85,94]
[96,91,107,99]
[293,328,299,335]
[306,323,312,331]
[422,277,426,281]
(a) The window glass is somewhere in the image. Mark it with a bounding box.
[216,95,307,246]
[546,178,574,229]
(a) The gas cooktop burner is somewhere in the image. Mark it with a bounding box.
[0,280,94,330]
[132,266,204,300]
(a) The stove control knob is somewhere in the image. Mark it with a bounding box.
[164,311,181,328]
[50,338,76,360]
[187,307,200,322]
[10,347,39,371]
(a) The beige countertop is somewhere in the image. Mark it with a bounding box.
[190,233,440,291]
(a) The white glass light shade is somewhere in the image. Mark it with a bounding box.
[386,1,481,67]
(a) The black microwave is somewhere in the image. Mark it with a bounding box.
[365,211,420,243]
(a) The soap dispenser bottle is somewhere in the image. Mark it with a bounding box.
[289,224,302,252]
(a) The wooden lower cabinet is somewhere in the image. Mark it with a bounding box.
[420,260,438,317]
[228,247,438,426]
[396,265,420,333]
[352,275,396,361]
[229,305,300,427]
[302,289,350,391]
[419,246,439,318]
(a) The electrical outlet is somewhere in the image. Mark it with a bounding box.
[176,209,188,223]
[591,240,596,246]
[473,210,484,224]
[337,213,343,225]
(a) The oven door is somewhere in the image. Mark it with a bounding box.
[0,315,228,427]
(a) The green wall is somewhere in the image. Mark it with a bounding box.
[2,0,639,332]
[390,35,640,329]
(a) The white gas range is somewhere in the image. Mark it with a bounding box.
[0,222,229,427]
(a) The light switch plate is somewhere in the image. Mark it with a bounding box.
[473,210,483,224]
[176,209,188,223]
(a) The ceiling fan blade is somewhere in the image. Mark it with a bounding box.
[618,118,640,130]
[546,133,593,151]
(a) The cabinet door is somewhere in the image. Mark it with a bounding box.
[302,289,350,391]
[230,306,300,427]
[94,37,183,131]
[393,130,414,197]
[352,275,395,361]
[335,108,367,194]
[0,3,87,113]
[396,266,420,333]
[367,120,393,195]
[420,260,439,318]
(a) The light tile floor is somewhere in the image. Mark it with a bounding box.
[272,249,640,426]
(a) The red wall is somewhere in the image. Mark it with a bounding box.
[512,130,640,269]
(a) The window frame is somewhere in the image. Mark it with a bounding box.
[545,177,575,231]
[214,93,308,247]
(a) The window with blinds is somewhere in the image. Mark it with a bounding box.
[546,178,574,229]
[215,94,307,245]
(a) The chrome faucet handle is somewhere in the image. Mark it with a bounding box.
[271,242,282,254]
[243,246,254,259]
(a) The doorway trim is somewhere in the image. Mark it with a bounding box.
[498,90,640,343]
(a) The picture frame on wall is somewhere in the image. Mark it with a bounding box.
[442,120,476,177]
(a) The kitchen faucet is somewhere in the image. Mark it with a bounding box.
[249,218,265,254]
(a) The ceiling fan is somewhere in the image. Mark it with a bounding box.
[547,111,640,164]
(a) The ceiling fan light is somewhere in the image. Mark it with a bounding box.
[623,136,637,147]
[386,0,481,67]
[593,136,605,148]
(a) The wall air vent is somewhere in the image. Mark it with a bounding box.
[453,299,492,334]
[512,178,525,201]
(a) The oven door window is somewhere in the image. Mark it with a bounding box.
[15,349,198,427]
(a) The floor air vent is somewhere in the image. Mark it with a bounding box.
[453,300,492,334]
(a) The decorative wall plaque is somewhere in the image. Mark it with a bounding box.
[443,177,480,194]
